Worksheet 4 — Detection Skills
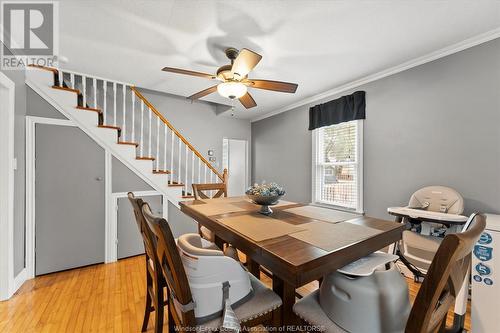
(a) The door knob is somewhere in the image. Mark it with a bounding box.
[95,177,103,181]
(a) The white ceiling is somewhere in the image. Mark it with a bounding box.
[58,0,500,120]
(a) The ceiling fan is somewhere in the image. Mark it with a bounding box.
[162,47,298,109]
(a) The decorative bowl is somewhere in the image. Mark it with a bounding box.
[245,183,285,215]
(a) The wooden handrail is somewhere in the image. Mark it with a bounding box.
[131,87,224,181]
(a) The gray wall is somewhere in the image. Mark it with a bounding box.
[139,89,252,182]
[252,38,500,218]
[1,63,27,275]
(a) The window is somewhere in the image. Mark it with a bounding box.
[312,120,363,212]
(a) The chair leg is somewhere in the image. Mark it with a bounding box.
[168,304,175,333]
[265,307,282,332]
[141,290,152,332]
[154,287,164,333]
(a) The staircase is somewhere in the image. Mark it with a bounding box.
[26,65,227,206]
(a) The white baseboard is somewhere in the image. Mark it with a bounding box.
[11,268,28,297]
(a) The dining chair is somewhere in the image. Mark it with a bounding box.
[128,192,167,333]
[141,203,283,332]
[293,213,486,333]
[192,183,228,242]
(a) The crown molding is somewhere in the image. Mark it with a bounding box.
[251,27,500,123]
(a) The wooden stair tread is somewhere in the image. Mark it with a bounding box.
[181,195,195,199]
[77,106,101,113]
[152,170,171,174]
[28,64,58,74]
[52,85,80,94]
[117,141,139,147]
[168,182,184,187]
[98,125,121,130]
[136,156,155,161]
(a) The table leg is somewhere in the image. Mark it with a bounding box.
[214,235,225,250]
[388,216,403,254]
[246,258,260,278]
[272,274,298,329]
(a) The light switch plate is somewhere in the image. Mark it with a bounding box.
[12,158,17,170]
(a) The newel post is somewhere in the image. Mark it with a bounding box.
[223,168,228,185]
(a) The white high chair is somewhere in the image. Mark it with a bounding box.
[388,186,468,280]
[176,233,253,322]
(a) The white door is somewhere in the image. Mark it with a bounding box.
[223,139,248,196]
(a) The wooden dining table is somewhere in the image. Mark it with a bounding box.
[180,196,404,326]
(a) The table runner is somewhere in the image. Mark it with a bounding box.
[218,214,307,242]
[289,221,382,252]
[190,203,246,216]
[283,205,360,224]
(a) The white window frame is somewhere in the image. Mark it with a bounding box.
[311,120,364,213]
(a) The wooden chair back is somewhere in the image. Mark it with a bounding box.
[142,203,197,328]
[406,213,486,333]
[128,192,166,332]
[127,192,158,268]
[192,183,227,200]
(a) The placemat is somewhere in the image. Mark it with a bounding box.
[289,221,382,252]
[201,197,247,204]
[190,203,246,216]
[284,205,359,223]
[218,214,306,242]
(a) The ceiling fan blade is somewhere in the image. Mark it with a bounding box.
[245,79,298,93]
[188,85,218,100]
[162,67,215,79]
[231,48,262,79]
[239,92,257,109]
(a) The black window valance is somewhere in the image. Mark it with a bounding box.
[308,91,366,130]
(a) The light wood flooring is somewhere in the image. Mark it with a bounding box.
[0,255,470,332]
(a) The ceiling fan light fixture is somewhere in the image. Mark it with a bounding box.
[217,81,247,99]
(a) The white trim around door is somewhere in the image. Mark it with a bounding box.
[26,118,167,272]
[108,190,164,263]
[26,117,120,277]
[0,72,16,300]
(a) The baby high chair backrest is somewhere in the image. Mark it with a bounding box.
[408,186,464,214]
[176,233,253,321]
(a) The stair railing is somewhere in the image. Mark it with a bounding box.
[54,68,226,196]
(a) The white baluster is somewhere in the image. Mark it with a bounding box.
[170,131,174,180]
[204,164,207,184]
[178,138,182,184]
[131,92,135,143]
[185,145,188,190]
[156,116,160,170]
[82,76,86,107]
[70,73,74,89]
[113,82,117,127]
[191,151,194,188]
[148,108,152,157]
[198,158,201,184]
[93,78,97,109]
[58,70,62,87]
[140,100,144,157]
[103,81,107,125]
[122,85,126,141]
[163,123,167,171]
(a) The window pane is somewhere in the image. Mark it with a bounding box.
[322,122,356,163]
[319,164,358,209]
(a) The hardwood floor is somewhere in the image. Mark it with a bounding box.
[0,255,470,332]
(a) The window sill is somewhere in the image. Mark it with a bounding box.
[310,201,364,215]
